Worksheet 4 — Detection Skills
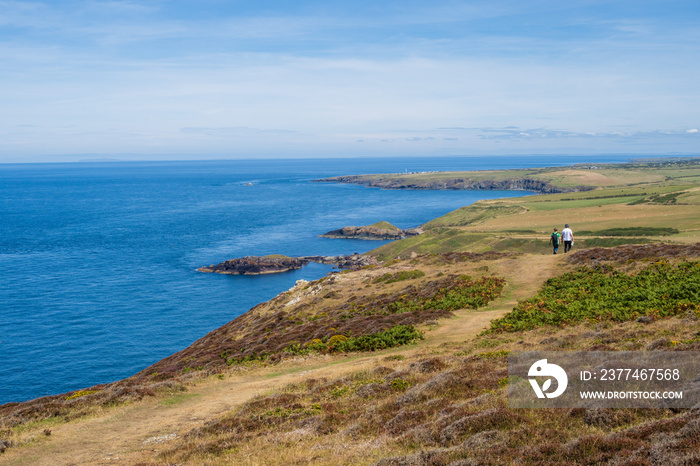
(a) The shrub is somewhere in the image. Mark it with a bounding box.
[391,378,410,390]
[327,334,349,351]
[425,276,504,310]
[224,352,269,365]
[279,325,423,357]
[330,325,424,353]
[304,338,327,352]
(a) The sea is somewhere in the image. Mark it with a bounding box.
[0,155,632,404]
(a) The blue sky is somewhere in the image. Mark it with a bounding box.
[1,0,698,161]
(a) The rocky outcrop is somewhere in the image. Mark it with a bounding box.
[198,254,377,275]
[197,256,308,275]
[320,225,421,240]
[306,253,378,268]
[314,175,594,194]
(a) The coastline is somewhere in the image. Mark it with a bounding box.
[4,157,700,405]
[313,174,589,193]
[1,158,699,463]
[312,159,700,194]
[5,157,546,407]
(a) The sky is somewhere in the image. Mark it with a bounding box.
[0,0,699,162]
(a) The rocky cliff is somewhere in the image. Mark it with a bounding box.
[314,175,594,194]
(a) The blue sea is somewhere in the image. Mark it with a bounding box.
[0,155,631,404]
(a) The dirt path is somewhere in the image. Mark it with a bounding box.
[2,364,358,465]
[1,255,562,465]
[426,253,560,345]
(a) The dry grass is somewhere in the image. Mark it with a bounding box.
[477,203,700,233]
[529,168,666,187]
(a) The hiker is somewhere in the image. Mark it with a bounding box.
[549,228,561,254]
[562,224,574,253]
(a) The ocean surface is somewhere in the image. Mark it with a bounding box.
[0,155,631,404]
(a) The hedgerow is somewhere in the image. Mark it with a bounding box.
[489,261,700,332]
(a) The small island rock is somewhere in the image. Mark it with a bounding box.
[319,221,421,240]
[197,255,308,275]
[198,253,378,275]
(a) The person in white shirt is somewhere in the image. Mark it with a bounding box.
[561,224,574,253]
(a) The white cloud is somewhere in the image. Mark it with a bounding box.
[180,127,299,136]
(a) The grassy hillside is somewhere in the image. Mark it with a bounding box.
[1,160,700,464]
[369,175,700,261]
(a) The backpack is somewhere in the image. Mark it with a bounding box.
[551,232,559,245]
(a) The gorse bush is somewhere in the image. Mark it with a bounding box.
[65,389,99,401]
[330,325,423,352]
[326,334,349,351]
[390,378,410,390]
[490,261,700,332]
